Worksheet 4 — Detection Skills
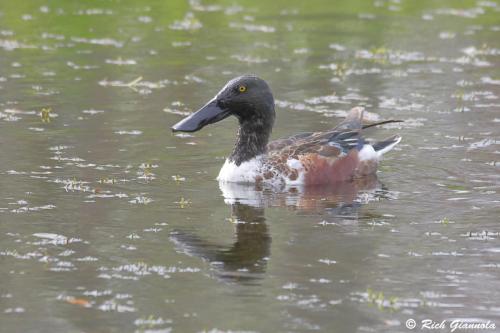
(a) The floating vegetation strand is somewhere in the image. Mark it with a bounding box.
[41,107,52,123]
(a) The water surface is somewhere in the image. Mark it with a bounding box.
[1,0,499,332]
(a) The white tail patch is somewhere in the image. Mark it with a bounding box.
[376,135,401,158]
[358,144,378,161]
[358,136,401,162]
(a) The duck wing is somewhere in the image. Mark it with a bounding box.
[267,107,366,159]
[267,107,402,159]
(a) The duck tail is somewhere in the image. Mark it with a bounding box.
[373,135,401,158]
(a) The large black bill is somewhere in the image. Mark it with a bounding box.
[171,99,230,132]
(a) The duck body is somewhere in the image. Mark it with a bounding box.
[172,75,401,186]
[216,107,401,185]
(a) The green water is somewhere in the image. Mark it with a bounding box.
[1,0,499,332]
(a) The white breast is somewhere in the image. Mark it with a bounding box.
[217,156,307,186]
[217,157,264,183]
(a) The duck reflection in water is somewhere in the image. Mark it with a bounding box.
[170,175,386,283]
[170,201,269,283]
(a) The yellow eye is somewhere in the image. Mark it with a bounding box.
[238,85,247,93]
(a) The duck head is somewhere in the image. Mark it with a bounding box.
[172,75,275,133]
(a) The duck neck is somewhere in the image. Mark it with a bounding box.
[229,120,272,166]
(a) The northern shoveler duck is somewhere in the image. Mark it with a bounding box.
[172,75,401,185]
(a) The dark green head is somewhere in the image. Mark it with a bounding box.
[172,75,275,133]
